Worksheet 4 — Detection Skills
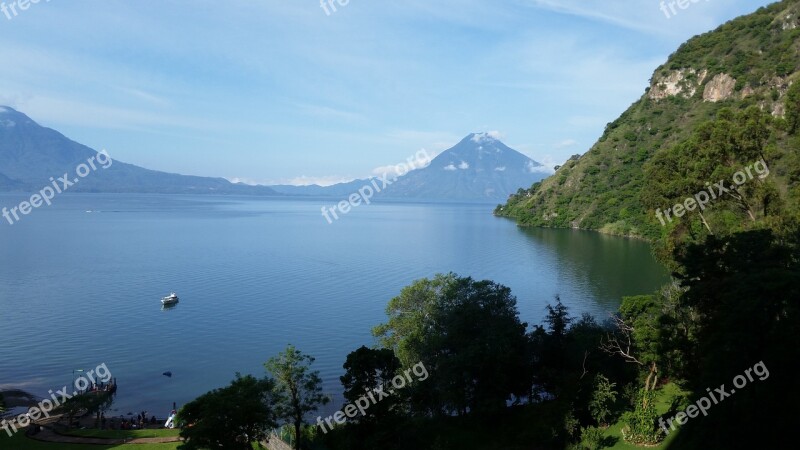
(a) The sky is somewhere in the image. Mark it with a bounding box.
[0,0,775,186]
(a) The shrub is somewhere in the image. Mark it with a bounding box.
[620,389,663,446]
[580,426,605,450]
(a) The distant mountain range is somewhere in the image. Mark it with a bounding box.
[1,106,548,201]
[0,106,277,195]
[270,133,549,202]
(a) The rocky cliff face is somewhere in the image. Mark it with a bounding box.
[648,68,708,100]
[703,73,737,102]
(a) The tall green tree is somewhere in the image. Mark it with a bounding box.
[588,374,617,427]
[642,107,779,259]
[374,274,530,416]
[531,296,575,396]
[178,375,278,450]
[433,276,530,415]
[373,273,453,368]
[266,345,329,450]
[340,346,401,424]
[600,290,693,399]
[670,229,800,448]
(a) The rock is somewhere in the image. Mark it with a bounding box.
[703,73,737,102]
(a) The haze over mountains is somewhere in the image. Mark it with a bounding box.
[0,106,277,195]
[270,133,549,202]
[1,107,547,201]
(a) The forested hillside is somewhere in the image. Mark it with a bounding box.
[498,0,800,245]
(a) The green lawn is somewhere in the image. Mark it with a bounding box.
[66,428,181,439]
[0,432,180,449]
[0,430,269,449]
[602,383,687,449]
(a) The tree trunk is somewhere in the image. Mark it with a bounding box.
[294,420,302,450]
[643,362,658,408]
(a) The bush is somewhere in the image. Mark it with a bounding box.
[589,375,618,426]
[620,389,663,446]
[580,426,605,450]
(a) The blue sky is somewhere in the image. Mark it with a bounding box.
[0,0,774,185]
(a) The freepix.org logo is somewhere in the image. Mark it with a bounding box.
[659,0,711,19]
[1,363,113,437]
[2,150,113,226]
[1,0,51,22]
[321,149,432,224]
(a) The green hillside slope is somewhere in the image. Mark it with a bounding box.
[497,0,800,241]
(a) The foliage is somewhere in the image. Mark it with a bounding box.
[340,346,401,423]
[177,374,277,450]
[787,80,800,133]
[579,426,605,450]
[642,106,781,265]
[497,0,800,241]
[667,229,800,448]
[265,345,329,450]
[372,273,452,368]
[588,375,617,426]
[374,274,530,417]
[620,389,662,446]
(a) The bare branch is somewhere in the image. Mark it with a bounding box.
[600,315,644,366]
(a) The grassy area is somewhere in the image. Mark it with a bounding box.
[0,430,267,449]
[65,428,180,439]
[601,383,687,449]
[0,432,180,449]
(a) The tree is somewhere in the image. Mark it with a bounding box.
[374,274,530,416]
[601,295,666,397]
[178,375,277,450]
[620,389,661,445]
[266,345,329,450]
[531,296,576,396]
[433,276,530,415]
[588,374,617,427]
[642,107,778,248]
[340,346,401,424]
[668,229,800,448]
[373,273,453,368]
[544,296,573,339]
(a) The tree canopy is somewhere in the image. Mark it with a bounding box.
[178,374,277,450]
[265,345,329,450]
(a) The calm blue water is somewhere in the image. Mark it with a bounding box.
[0,194,668,417]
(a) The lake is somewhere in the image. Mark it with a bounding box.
[0,194,668,418]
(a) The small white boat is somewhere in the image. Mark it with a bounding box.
[161,293,179,306]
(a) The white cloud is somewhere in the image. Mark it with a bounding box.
[527,160,554,175]
[229,175,356,187]
[523,0,737,39]
[495,166,506,171]
[528,154,564,174]
[458,161,470,170]
[471,130,504,143]
[526,0,658,35]
[444,164,457,171]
